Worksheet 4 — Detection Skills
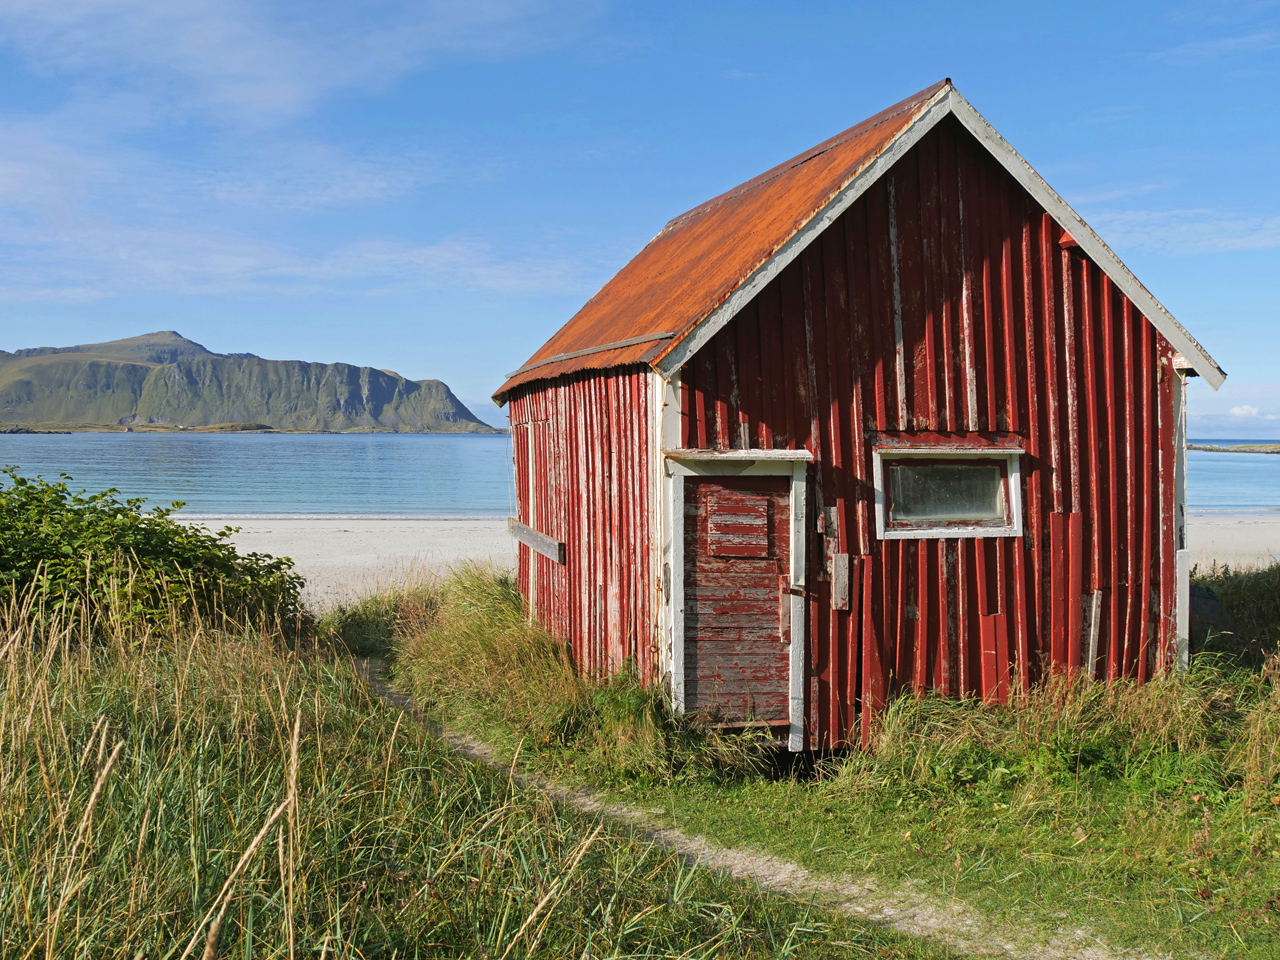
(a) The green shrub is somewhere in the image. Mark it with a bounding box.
[0,467,302,629]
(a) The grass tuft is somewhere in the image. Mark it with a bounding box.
[1193,562,1280,666]
[393,564,767,786]
[386,563,1280,958]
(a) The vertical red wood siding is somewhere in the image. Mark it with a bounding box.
[508,366,656,680]
[679,116,1179,748]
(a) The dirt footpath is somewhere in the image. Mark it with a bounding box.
[356,657,1169,960]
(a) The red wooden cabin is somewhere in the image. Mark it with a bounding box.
[493,80,1225,751]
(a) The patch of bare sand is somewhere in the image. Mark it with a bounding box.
[179,517,514,607]
[1186,512,1280,569]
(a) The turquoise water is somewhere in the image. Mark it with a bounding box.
[0,433,1274,516]
[0,433,514,517]
[1187,439,1280,514]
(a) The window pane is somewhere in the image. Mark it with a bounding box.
[888,462,1004,522]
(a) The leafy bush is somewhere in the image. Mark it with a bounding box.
[0,467,302,628]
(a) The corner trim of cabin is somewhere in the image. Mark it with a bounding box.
[1173,368,1191,671]
[507,518,566,564]
[656,372,682,712]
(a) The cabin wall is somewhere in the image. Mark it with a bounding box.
[678,116,1179,748]
[508,366,657,680]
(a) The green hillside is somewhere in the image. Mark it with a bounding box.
[0,331,498,433]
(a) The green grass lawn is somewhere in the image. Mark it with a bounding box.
[387,564,1280,960]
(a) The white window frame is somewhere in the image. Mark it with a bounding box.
[872,446,1023,540]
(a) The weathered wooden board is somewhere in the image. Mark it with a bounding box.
[508,518,566,565]
[684,476,790,724]
[507,367,655,680]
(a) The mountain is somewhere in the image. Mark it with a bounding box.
[0,331,499,433]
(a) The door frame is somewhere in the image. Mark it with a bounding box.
[663,448,811,751]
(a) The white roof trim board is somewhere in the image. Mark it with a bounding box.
[655,85,1226,391]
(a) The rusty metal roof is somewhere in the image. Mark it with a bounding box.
[496,81,950,401]
[495,79,1224,403]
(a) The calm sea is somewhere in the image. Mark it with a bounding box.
[0,433,1275,516]
[0,433,514,518]
[1186,439,1280,514]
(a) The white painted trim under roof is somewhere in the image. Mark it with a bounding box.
[944,89,1225,390]
[656,87,954,376]
[653,84,1225,391]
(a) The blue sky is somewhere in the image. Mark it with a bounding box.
[0,1,1276,434]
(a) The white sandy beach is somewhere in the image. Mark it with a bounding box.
[184,517,515,608]
[1185,513,1280,570]
[184,512,1280,610]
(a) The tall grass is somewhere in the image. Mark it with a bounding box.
[382,564,1280,957]
[1193,562,1280,666]
[835,662,1280,810]
[391,566,765,787]
[0,587,930,958]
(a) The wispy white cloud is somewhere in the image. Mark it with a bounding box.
[1228,404,1278,419]
[1070,181,1176,205]
[196,146,468,211]
[1151,30,1279,65]
[0,0,604,126]
[0,216,593,301]
[1084,207,1280,254]
[1187,380,1280,439]
[0,1,607,302]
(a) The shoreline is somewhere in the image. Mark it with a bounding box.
[1,422,508,435]
[1185,512,1280,569]
[180,516,515,608]
[1188,443,1280,454]
[175,512,1280,609]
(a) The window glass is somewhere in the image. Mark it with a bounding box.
[887,461,1004,523]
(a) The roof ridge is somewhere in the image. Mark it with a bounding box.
[659,79,950,234]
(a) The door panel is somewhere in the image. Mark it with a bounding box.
[684,476,792,723]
